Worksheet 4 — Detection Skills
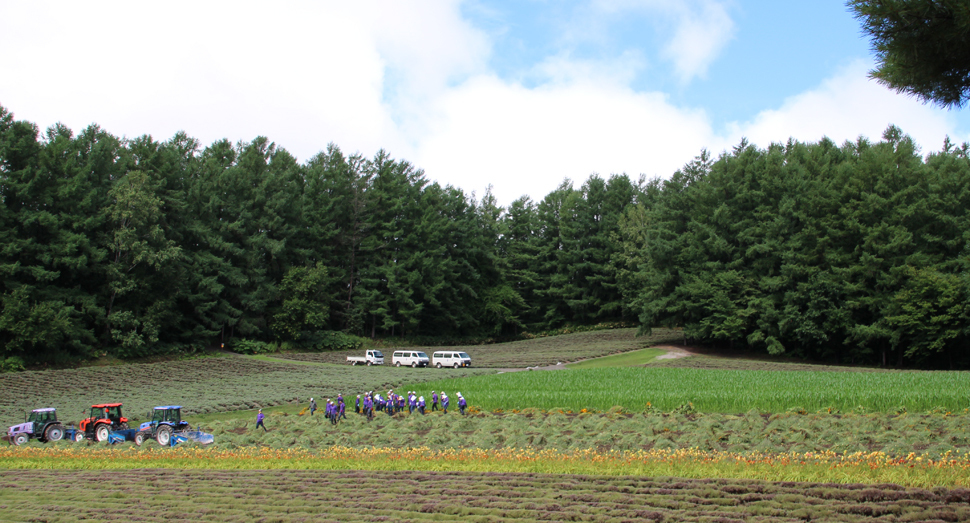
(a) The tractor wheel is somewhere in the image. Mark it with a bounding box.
[134,432,146,447]
[436,363,442,368]
[118,422,129,430]
[12,433,28,446]
[45,425,64,442]
[94,424,110,443]
[156,425,173,446]
[73,431,84,442]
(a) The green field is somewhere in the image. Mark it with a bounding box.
[566,348,666,369]
[405,366,970,414]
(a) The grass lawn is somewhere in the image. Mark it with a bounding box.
[566,348,666,369]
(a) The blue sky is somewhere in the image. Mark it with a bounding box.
[2,1,968,205]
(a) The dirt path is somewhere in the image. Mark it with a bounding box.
[495,345,697,373]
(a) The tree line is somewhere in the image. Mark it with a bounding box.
[622,126,970,369]
[2,104,969,369]
[0,105,640,367]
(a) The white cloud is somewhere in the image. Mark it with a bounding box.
[660,1,735,83]
[592,0,736,82]
[410,73,714,205]
[0,1,487,161]
[723,60,967,154]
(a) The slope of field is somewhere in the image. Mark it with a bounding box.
[275,328,682,367]
[566,348,666,369]
[2,469,968,522]
[405,366,970,413]
[0,356,492,424]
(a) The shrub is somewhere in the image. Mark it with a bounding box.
[299,331,365,352]
[228,340,277,355]
[0,356,25,373]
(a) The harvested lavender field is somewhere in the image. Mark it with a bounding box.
[1,468,968,522]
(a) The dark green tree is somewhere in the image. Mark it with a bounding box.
[849,0,970,108]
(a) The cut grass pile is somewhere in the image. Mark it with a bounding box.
[3,468,969,522]
[566,348,666,369]
[275,327,682,367]
[407,366,970,414]
[103,407,970,460]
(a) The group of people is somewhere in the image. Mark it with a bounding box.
[255,390,469,431]
[355,390,467,420]
[308,395,347,425]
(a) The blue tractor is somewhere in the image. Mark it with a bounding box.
[133,406,189,446]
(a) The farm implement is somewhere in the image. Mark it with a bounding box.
[119,406,213,446]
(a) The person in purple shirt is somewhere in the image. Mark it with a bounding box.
[363,394,374,421]
[441,392,449,414]
[408,392,417,414]
[355,395,361,415]
[397,394,405,413]
[457,392,467,416]
[255,409,267,431]
[337,395,346,420]
[417,396,426,415]
[431,391,439,412]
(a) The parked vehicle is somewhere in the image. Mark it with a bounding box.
[392,350,430,367]
[79,403,129,443]
[347,350,384,366]
[432,351,472,368]
[6,408,65,445]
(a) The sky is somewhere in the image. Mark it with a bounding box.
[3,0,970,206]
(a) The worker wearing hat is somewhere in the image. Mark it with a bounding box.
[441,392,449,414]
[457,392,467,416]
[431,390,438,412]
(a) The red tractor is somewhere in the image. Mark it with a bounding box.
[78,403,129,442]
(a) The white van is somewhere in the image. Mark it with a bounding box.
[432,351,471,368]
[392,350,430,367]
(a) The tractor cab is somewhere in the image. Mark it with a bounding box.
[80,403,128,441]
[27,408,57,425]
[139,406,188,432]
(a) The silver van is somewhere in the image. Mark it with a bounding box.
[392,350,430,367]
[432,351,471,368]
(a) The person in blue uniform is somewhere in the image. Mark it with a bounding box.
[457,392,467,415]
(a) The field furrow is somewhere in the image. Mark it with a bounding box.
[1,469,968,522]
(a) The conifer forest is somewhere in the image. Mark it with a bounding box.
[2,104,969,369]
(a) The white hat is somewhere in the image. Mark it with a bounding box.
[310,398,313,401]
[419,396,424,401]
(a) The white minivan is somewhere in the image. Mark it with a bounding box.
[432,351,471,368]
[392,350,430,367]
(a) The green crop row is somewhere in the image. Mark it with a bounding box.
[405,366,970,414]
